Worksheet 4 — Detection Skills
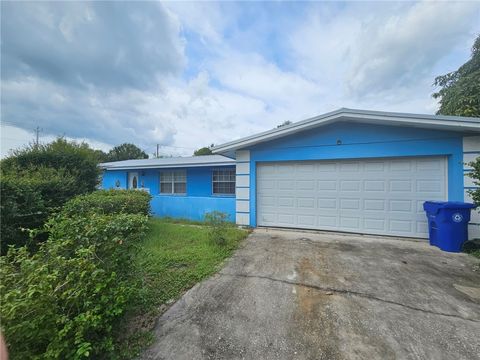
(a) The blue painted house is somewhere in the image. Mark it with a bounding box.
[101,155,236,221]
[101,108,480,239]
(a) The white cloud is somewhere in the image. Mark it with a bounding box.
[347,1,480,96]
[1,1,479,159]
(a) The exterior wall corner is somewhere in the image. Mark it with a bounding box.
[463,135,480,240]
[235,150,251,226]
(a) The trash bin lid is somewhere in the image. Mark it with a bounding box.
[423,201,476,211]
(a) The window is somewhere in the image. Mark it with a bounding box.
[213,169,235,195]
[160,170,186,194]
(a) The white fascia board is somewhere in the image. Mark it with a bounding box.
[101,162,235,171]
[212,109,480,154]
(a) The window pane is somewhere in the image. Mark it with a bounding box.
[160,182,172,193]
[160,171,173,182]
[174,182,186,194]
[174,170,186,181]
[212,169,235,194]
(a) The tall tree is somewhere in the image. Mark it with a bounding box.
[193,144,214,156]
[105,143,148,162]
[433,35,480,117]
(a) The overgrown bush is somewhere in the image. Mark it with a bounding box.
[0,138,103,252]
[61,190,151,218]
[204,211,231,246]
[0,174,47,253]
[1,138,101,195]
[0,212,148,359]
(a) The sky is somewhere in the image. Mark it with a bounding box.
[1,1,479,158]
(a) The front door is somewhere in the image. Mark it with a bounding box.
[128,172,139,189]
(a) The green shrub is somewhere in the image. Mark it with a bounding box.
[1,138,101,195]
[0,174,47,254]
[204,211,231,246]
[467,157,480,206]
[0,212,148,359]
[0,167,81,253]
[61,190,151,217]
[1,138,103,252]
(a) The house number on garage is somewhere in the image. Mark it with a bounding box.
[452,213,463,223]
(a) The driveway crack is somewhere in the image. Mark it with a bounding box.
[218,272,480,323]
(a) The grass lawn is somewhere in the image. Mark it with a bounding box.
[116,217,249,358]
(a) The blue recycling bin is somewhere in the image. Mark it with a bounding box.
[423,201,476,252]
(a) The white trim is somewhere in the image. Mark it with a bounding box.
[236,187,250,200]
[213,108,480,154]
[236,213,250,226]
[463,136,479,240]
[236,200,250,213]
[463,136,480,152]
[465,175,477,188]
[236,174,250,187]
[236,162,250,174]
[102,162,234,171]
[464,153,479,169]
[128,172,139,190]
[236,150,250,162]
[159,169,186,195]
[235,150,251,226]
[469,223,480,239]
[211,168,236,196]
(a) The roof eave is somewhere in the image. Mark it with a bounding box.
[100,162,235,171]
[212,110,480,154]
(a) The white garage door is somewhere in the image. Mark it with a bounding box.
[257,157,447,238]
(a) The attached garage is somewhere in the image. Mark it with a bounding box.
[213,108,480,240]
[256,157,447,238]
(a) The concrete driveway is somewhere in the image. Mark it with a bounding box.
[143,229,480,360]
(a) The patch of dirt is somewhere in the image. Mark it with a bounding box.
[291,257,343,360]
[453,284,480,301]
[118,304,169,342]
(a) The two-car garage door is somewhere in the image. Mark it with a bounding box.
[256,157,447,238]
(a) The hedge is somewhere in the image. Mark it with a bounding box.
[1,138,100,195]
[0,174,47,254]
[0,191,150,359]
[61,190,151,217]
[1,138,103,252]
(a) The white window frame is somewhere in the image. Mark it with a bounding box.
[160,170,186,195]
[212,168,236,195]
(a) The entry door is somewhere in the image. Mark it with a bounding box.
[128,172,139,189]
[256,157,447,238]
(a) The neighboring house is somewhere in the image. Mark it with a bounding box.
[101,108,480,239]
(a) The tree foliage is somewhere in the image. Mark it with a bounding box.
[105,143,148,162]
[0,138,101,252]
[193,146,213,156]
[468,157,480,206]
[1,138,101,194]
[433,35,480,117]
[0,211,148,359]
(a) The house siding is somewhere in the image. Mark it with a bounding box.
[463,135,480,239]
[235,150,251,226]
[101,165,236,222]
[240,122,465,229]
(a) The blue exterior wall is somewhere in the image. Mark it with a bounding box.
[241,122,465,227]
[101,166,236,222]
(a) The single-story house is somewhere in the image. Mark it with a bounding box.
[101,108,480,239]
